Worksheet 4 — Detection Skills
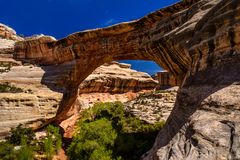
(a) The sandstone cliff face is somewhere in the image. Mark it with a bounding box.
[78,61,158,109]
[79,61,157,94]
[0,62,156,138]
[143,0,240,159]
[0,23,23,41]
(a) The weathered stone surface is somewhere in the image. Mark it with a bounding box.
[0,23,23,41]
[14,34,56,62]
[79,61,157,94]
[144,66,240,160]
[143,0,240,159]
[153,71,180,87]
[0,65,62,138]
[125,87,177,124]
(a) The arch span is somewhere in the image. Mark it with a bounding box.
[14,0,200,122]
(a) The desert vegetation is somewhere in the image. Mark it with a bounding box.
[0,102,165,160]
[0,83,23,93]
[0,63,11,73]
[67,102,165,160]
[0,124,62,160]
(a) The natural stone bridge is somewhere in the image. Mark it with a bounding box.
[14,0,240,159]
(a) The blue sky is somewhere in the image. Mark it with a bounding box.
[0,0,179,75]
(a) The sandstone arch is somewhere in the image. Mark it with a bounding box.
[14,0,197,121]
[14,0,240,159]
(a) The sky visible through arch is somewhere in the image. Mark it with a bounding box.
[0,0,180,75]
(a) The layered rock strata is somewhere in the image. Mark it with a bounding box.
[13,0,199,123]
[79,61,157,94]
[153,71,180,87]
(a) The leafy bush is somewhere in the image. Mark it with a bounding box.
[67,102,165,160]
[68,118,117,160]
[0,124,62,160]
[8,124,35,145]
[44,136,55,160]
[0,141,16,160]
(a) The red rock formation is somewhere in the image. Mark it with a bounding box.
[154,71,180,87]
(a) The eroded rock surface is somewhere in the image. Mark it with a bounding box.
[79,61,157,94]
[0,62,156,138]
[0,23,23,41]
[125,87,178,124]
[144,67,240,160]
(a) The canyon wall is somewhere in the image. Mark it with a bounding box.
[143,0,240,159]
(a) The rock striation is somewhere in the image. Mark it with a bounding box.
[79,61,157,94]
[153,71,180,88]
[3,0,240,159]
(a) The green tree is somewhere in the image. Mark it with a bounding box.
[67,102,165,160]
[67,118,117,160]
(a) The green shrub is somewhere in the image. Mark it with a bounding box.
[0,125,36,160]
[0,63,11,73]
[8,124,35,145]
[0,141,16,160]
[0,125,62,160]
[67,102,165,160]
[44,136,55,160]
[43,125,62,160]
[0,83,23,93]
[16,145,34,160]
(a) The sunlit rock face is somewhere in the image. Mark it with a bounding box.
[79,61,158,94]
[0,23,23,41]
[7,0,240,159]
